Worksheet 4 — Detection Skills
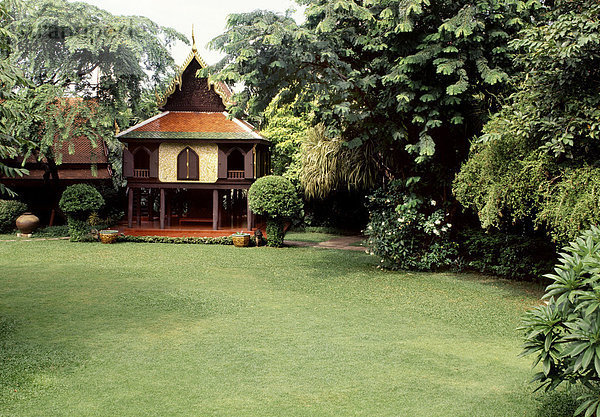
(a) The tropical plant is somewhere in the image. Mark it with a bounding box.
[248,175,302,247]
[0,0,30,196]
[454,1,600,243]
[520,226,600,417]
[2,0,186,187]
[209,0,539,198]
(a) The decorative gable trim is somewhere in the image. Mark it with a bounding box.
[156,51,233,109]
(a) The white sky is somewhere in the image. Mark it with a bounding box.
[73,0,304,66]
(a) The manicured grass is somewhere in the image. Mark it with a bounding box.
[0,240,544,416]
[284,231,341,243]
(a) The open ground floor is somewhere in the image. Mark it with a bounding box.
[125,184,261,237]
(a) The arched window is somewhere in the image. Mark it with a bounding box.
[177,147,199,180]
[132,147,151,178]
[227,148,245,179]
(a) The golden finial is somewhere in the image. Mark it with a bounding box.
[191,24,197,52]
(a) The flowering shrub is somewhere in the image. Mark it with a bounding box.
[365,179,457,271]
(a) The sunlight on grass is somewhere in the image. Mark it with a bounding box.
[0,240,544,416]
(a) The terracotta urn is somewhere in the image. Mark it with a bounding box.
[16,212,40,235]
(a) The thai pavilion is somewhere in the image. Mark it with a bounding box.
[117,41,270,236]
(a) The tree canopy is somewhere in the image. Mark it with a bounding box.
[454,0,600,242]
[210,0,540,197]
[1,0,186,185]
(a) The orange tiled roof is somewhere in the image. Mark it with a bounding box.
[134,112,248,133]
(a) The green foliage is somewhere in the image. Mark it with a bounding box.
[0,199,27,232]
[210,0,538,198]
[248,175,302,220]
[454,2,600,243]
[535,387,588,417]
[248,176,301,248]
[34,225,69,238]
[1,0,186,185]
[300,124,379,199]
[59,184,104,218]
[117,235,233,245]
[65,217,91,242]
[520,226,600,417]
[457,228,555,280]
[265,219,285,248]
[260,102,311,187]
[59,184,103,242]
[0,0,30,196]
[365,179,457,271]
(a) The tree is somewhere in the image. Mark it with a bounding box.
[2,0,186,182]
[0,0,30,196]
[259,102,311,188]
[209,0,539,198]
[453,1,600,243]
[248,175,302,247]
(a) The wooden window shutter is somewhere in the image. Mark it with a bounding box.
[149,148,159,178]
[217,147,227,179]
[177,147,199,180]
[188,149,199,180]
[123,148,134,177]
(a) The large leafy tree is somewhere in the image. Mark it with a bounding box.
[454,0,600,242]
[0,0,30,196]
[210,0,539,198]
[2,0,186,184]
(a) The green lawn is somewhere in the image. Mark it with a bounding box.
[0,240,544,416]
[283,231,341,243]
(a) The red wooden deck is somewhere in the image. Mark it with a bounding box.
[117,220,261,238]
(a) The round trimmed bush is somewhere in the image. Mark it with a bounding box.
[248,175,302,247]
[59,184,104,241]
[0,200,28,233]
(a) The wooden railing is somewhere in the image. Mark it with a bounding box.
[133,169,150,178]
[227,170,245,179]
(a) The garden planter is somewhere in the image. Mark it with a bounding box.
[99,230,119,244]
[16,212,40,236]
[232,233,250,247]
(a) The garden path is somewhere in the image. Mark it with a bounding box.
[284,235,365,251]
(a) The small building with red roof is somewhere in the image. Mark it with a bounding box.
[117,43,270,234]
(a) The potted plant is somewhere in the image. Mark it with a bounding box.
[231,231,251,247]
[99,229,119,244]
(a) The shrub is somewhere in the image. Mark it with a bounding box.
[0,200,28,233]
[365,179,457,271]
[457,228,556,280]
[59,184,104,242]
[248,175,302,247]
[35,225,69,238]
[520,226,600,417]
[117,235,233,245]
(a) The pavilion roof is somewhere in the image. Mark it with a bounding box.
[116,111,267,142]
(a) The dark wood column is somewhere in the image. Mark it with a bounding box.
[127,187,133,228]
[166,191,172,227]
[136,189,142,226]
[160,188,165,230]
[212,189,218,230]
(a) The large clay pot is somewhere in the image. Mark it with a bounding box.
[16,213,40,235]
